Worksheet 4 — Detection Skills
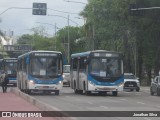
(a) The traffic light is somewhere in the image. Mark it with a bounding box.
[32,3,47,15]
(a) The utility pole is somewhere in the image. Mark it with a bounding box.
[68,15,70,64]
[55,23,57,50]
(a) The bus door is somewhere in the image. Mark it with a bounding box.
[76,58,80,90]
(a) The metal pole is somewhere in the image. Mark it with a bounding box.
[92,25,95,50]
[68,15,70,64]
[135,40,137,76]
[55,23,57,50]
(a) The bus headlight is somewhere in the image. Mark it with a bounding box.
[57,81,62,85]
[29,80,35,84]
[118,82,124,87]
[89,81,95,86]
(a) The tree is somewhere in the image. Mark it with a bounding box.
[80,0,160,85]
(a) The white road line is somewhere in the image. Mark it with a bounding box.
[100,106,108,109]
[143,117,151,120]
[120,99,128,101]
[137,101,145,104]
[88,102,93,104]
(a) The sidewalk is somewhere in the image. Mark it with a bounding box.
[0,88,55,120]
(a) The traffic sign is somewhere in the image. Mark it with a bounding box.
[32,3,47,15]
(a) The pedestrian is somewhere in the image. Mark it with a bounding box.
[1,72,9,93]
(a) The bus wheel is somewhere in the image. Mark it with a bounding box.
[27,90,31,95]
[55,91,59,95]
[112,91,118,96]
[85,91,91,95]
[74,89,78,94]
[99,91,106,96]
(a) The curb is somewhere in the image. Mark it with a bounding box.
[10,88,75,120]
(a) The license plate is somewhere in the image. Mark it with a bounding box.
[129,85,133,87]
[43,86,49,88]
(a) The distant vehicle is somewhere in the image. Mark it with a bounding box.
[70,50,124,96]
[124,73,140,92]
[1,58,17,86]
[17,51,63,95]
[63,65,71,86]
[150,76,160,96]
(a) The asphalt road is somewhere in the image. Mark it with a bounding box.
[31,86,160,120]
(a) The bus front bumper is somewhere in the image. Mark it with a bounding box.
[88,82,123,92]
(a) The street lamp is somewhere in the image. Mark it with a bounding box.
[35,22,59,50]
[48,14,79,63]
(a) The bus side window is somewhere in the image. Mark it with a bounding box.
[79,57,87,70]
[72,58,78,70]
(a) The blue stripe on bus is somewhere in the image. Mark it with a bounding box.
[9,78,17,80]
[87,75,124,86]
[28,75,63,84]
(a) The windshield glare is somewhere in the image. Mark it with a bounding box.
[89,58,121,77]
[31,57,60,77]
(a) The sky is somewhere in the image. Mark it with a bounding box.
[0,0,87,37]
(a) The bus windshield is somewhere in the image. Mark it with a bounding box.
[89,58,121,77]
[30,57,60,78]
[5,62,17,75]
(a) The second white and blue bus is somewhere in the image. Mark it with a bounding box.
[17,51,63,95]
[70,50,124,96]
[2,58,17,86]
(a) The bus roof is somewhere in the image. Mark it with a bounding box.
[18,50,62,59]
[71,50,122,58]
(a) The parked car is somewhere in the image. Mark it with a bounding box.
[124,73,140,92]
[150,76,160,96]
[63,65,71,86]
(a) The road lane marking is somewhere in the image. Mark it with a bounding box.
[137,101,145,104]
[120,99,128,101]
[88,102,93,104]
[100,106,108,109]
[143,118,151,120]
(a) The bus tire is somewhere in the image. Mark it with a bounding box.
[26,90,31,95]
[85,91,91,95]
[112,91,118,96]
[74,80,78,94]
[55,90,59,95]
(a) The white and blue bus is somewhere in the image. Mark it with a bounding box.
[2,58,17,86]
[70,50,124,96]
[17,51,63,95]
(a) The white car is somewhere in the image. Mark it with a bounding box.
[124,73,140,92]
[63,65,71,86]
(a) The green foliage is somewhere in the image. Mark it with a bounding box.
[80,0,160,82]
[56,26,85,55]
